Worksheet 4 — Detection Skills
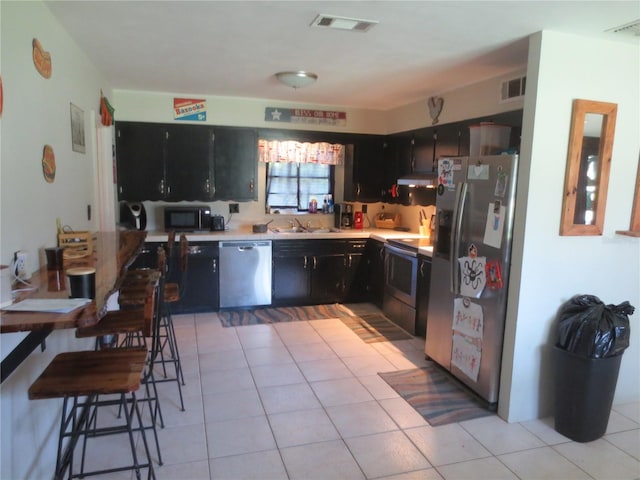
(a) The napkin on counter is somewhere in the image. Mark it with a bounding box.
[1,298,91,313]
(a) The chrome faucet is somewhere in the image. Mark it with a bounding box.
[294,218,306,231]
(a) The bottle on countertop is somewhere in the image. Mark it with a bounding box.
[327,194,334,213]
[309,198,318,213]
[323,197,328,214]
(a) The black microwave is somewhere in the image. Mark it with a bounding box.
[164,206,211,231]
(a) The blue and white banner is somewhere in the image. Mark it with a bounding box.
[265,107,346,126]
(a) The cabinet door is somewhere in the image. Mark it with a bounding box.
[116,122,166,201]
[344,136,385,202]
[165,124,215,201]
[416,256,432,337]
[364,240,385,307]
[214,126,258,201]
[173,248,219,313]
[272,256,310,304]
[435,123,463,160]
[311,254,345,304]
[343,253,367,302]
[381,140,398,203]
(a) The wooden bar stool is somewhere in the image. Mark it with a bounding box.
[28,347,155,480]
[115,243,186,412]
[75,270,165,465]
[157,234,188,387]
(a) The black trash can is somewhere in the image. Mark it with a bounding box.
[553,294,634,443]
[553,346,623,442]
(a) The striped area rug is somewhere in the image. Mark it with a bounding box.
[379,364,495,426]
[218,304,413,343]
[218,304,353,327]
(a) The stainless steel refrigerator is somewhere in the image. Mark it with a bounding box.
[425,154,518,406]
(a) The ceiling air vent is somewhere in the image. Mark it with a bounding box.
[311,14,378,32]
[606,19,640,37]
[500,75,526,102]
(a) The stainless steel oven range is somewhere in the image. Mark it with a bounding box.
[383,238,430,336]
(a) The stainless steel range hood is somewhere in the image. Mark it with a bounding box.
[396,172,437,188]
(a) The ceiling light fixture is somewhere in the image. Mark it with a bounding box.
[275,71,318,89]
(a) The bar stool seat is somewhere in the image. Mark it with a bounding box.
[77,270,161,341]
[28,347,147,400]
[28,348,155,480]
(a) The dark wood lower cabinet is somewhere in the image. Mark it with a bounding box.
[130,242,219,314]
[272,239,368,306]
[272,255,311,303]
[364,239,385,308]
[415,254,432,337]
[135,238,380,311]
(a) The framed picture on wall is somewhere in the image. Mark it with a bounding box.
[70,103,85,153]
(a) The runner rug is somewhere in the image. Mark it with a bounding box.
[218,304,413,343]
[379,364,495,426]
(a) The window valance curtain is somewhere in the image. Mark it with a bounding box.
[258,139,344,165]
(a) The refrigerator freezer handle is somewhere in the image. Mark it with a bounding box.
[450,182,468,294]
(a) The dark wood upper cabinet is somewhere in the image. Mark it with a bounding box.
[344,135,386,202]
[116,122,258,202]
[165,124,215,201]
[213,126,258,201]
[116,122,166,201]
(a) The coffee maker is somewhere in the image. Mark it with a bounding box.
[334,203,353,229]
[119,201,147,230]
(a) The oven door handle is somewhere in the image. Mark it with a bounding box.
[384,244,418,258]
[450,182,468,294]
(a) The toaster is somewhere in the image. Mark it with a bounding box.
[211,215,225,231]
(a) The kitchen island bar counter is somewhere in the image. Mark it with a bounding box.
[0,231,147,333]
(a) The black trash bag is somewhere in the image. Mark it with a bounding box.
[556,294,634,358]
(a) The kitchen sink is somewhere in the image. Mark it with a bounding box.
[269,227,343,234]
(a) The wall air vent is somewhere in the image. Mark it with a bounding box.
[500,75,526,102]
[311,14,378,32]
[606,19,640,37]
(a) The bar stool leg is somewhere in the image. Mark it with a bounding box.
[130,392,156,480]
[157,303,185,411]
[165,308,186,386]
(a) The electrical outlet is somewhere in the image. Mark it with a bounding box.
[361,204,368,213]
[229,203,239,214]
[14,250,30,280]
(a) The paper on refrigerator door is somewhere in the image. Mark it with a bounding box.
[458,256,486,298]
[451,332,482,382]
[483,201,505,249]
[452,298,483,339]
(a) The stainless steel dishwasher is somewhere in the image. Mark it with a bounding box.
[219,240,272,308]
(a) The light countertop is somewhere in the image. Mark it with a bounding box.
[144,227,434,257]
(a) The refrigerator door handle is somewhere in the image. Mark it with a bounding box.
[450,182,468,294]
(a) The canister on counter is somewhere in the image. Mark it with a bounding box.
[354,211,364,229]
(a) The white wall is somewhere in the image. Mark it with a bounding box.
[385,68,526,134]
[0,2,109,478]
[114,89,387,134]
[500,31,640,422]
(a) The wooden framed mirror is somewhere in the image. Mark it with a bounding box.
[616,155,640,237]
[560,99,617,235]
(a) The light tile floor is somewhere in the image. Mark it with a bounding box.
[88,306,640,479]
